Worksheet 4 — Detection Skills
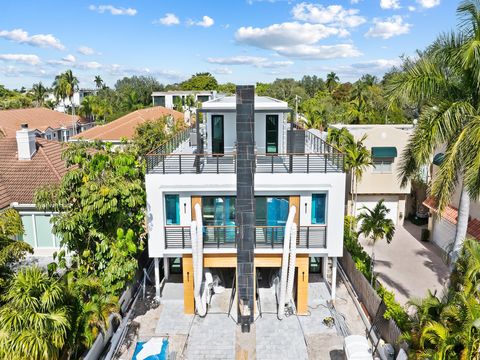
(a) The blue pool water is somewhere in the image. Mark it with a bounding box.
[132,338,168,360]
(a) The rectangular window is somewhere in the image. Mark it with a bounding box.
[165,195,180,225]
[19,215,35,247]
[373,158,394,173]
[312,194,327,225]
[256,196,289,243]
[35,215,54,248]
[202,196,236,244]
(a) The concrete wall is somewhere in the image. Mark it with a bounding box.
[145,172,346,258]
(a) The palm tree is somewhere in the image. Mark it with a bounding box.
[357,200,395,286]
[79,95,95,121]
[53,70,79,135]
[94,75,103,89]
[0,267,70,360]
[386,0,480,265]
[326,72,339,93]
[344,136,373,217]
[31,82,48,107]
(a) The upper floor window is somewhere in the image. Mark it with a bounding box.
[165,194,180,225]
[371,147,397,174]
[312,194,326,225]
[373,158,394,173]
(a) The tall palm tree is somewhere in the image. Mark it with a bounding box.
[326,72,339,93]
[0,267,70,360]
[94,75,103,89]
[386,0,480,264]
[344,136,373,217]
[31,82,48,107]
[53,70,79,135]
[357,200,395,286]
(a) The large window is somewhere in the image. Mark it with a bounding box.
[256,196,289,244]
[373,158,394,173]
[312,194,327,225]
[202,196,236,243]
[165,195,180,225]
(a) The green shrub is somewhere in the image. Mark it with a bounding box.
[376,285,409,331]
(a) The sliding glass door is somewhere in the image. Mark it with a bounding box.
[212,115,224,154]
[266,115,279,154]
[202,196,235,244]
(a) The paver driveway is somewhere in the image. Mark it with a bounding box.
[359,221,450,306]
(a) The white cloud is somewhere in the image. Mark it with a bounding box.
[62,54,76,63]
[155,13,180,26]
[77,61,102,70]
[0,29,65,50]
[77,46,96,55]
[416,0,440,8]
[187,15,214,28]
[291,3,366,28]
[207,55,293,68]
[212,67,232,75]
[236,22,346,48]
[408,6,416,11]
[353,58,402,70]
[275,44,361,59]
[380,0,401,9]
[0,54,41,65]
[365,15,411,39]
[88,4,137,16]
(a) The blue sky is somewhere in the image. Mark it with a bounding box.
[0,0,458,89]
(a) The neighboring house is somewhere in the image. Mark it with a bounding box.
[145,91,346,318]
[424,156,480,254]
[70,106,184,145]
[0,107,92,141]
[331,124,414,225]
[46,88,98,113]
[151,90,218,109]
[0,124,68,255]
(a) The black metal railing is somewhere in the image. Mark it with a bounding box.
[164,225,327,249]
[146,126,192,172]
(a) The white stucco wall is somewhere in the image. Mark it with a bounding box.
[146,171,346,258]
[205,112,287,154]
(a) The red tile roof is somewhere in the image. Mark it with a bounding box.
[71,106,184,141]
[423,196,480,240]
[0,108,85,137]
[0,137,68,209]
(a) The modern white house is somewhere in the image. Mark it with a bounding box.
[47,88,98,113]
[145,87,346,328]
[0,124,68,256]
[151,90,218,109]
[330,124,414,225]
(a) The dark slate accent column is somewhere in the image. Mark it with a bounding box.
[235,85,255,332]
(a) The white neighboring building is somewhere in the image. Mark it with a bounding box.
[145,93,346,316]
[47,88,98,113]
[151,90,218,109]
[331,124,414,225]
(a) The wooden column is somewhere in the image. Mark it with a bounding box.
[182,254,195,314]
[296,254,309,315]
[191,196,202,219]
[289,196,300,224]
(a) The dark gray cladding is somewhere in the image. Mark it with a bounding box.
[235,85,255,332]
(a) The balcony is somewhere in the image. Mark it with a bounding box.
[146,126,344,174]
[164,225,327,250]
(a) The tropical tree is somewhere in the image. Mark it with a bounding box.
[0,208,32,294]
[53,70,79,135]
[79,95,95,120]
[357,200,395,286]
[344,136,373,217]
[326,72,340,93]
[0,267,70,360]
[181,72,218,90]
[386,0,480,264]
[94,75,103,89]
[31,82,48,107]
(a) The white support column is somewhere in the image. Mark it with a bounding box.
[331,257,337,302]
[322,256,329,281]
[164,257,170,280]
[154,258,161,300]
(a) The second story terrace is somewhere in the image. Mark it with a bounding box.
[146,95,344,175]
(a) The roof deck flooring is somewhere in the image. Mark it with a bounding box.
[149,140,342,174]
